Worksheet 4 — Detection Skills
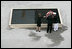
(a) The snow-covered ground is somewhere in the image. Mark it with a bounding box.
[1,1,71,48]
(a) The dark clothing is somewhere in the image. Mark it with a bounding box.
[47,24,52,33]
[37,17,42,27]
[47,15,53,24]
[47,15,53,33]
[53,16,58,23]
[36,10,43,27]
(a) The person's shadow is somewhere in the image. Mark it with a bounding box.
[44,25,68,47]
[28,29,41,41]
[28,25,68,47]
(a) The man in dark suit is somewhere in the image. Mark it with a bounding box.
[44,10,54,33]
[46,14,53,33]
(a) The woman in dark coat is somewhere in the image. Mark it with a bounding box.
[36,13,42,32]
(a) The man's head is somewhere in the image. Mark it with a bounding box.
[49,10,53,15]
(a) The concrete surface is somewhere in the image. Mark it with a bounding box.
[1,1,71,48]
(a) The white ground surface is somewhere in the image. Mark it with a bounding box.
[1,1,71,48]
